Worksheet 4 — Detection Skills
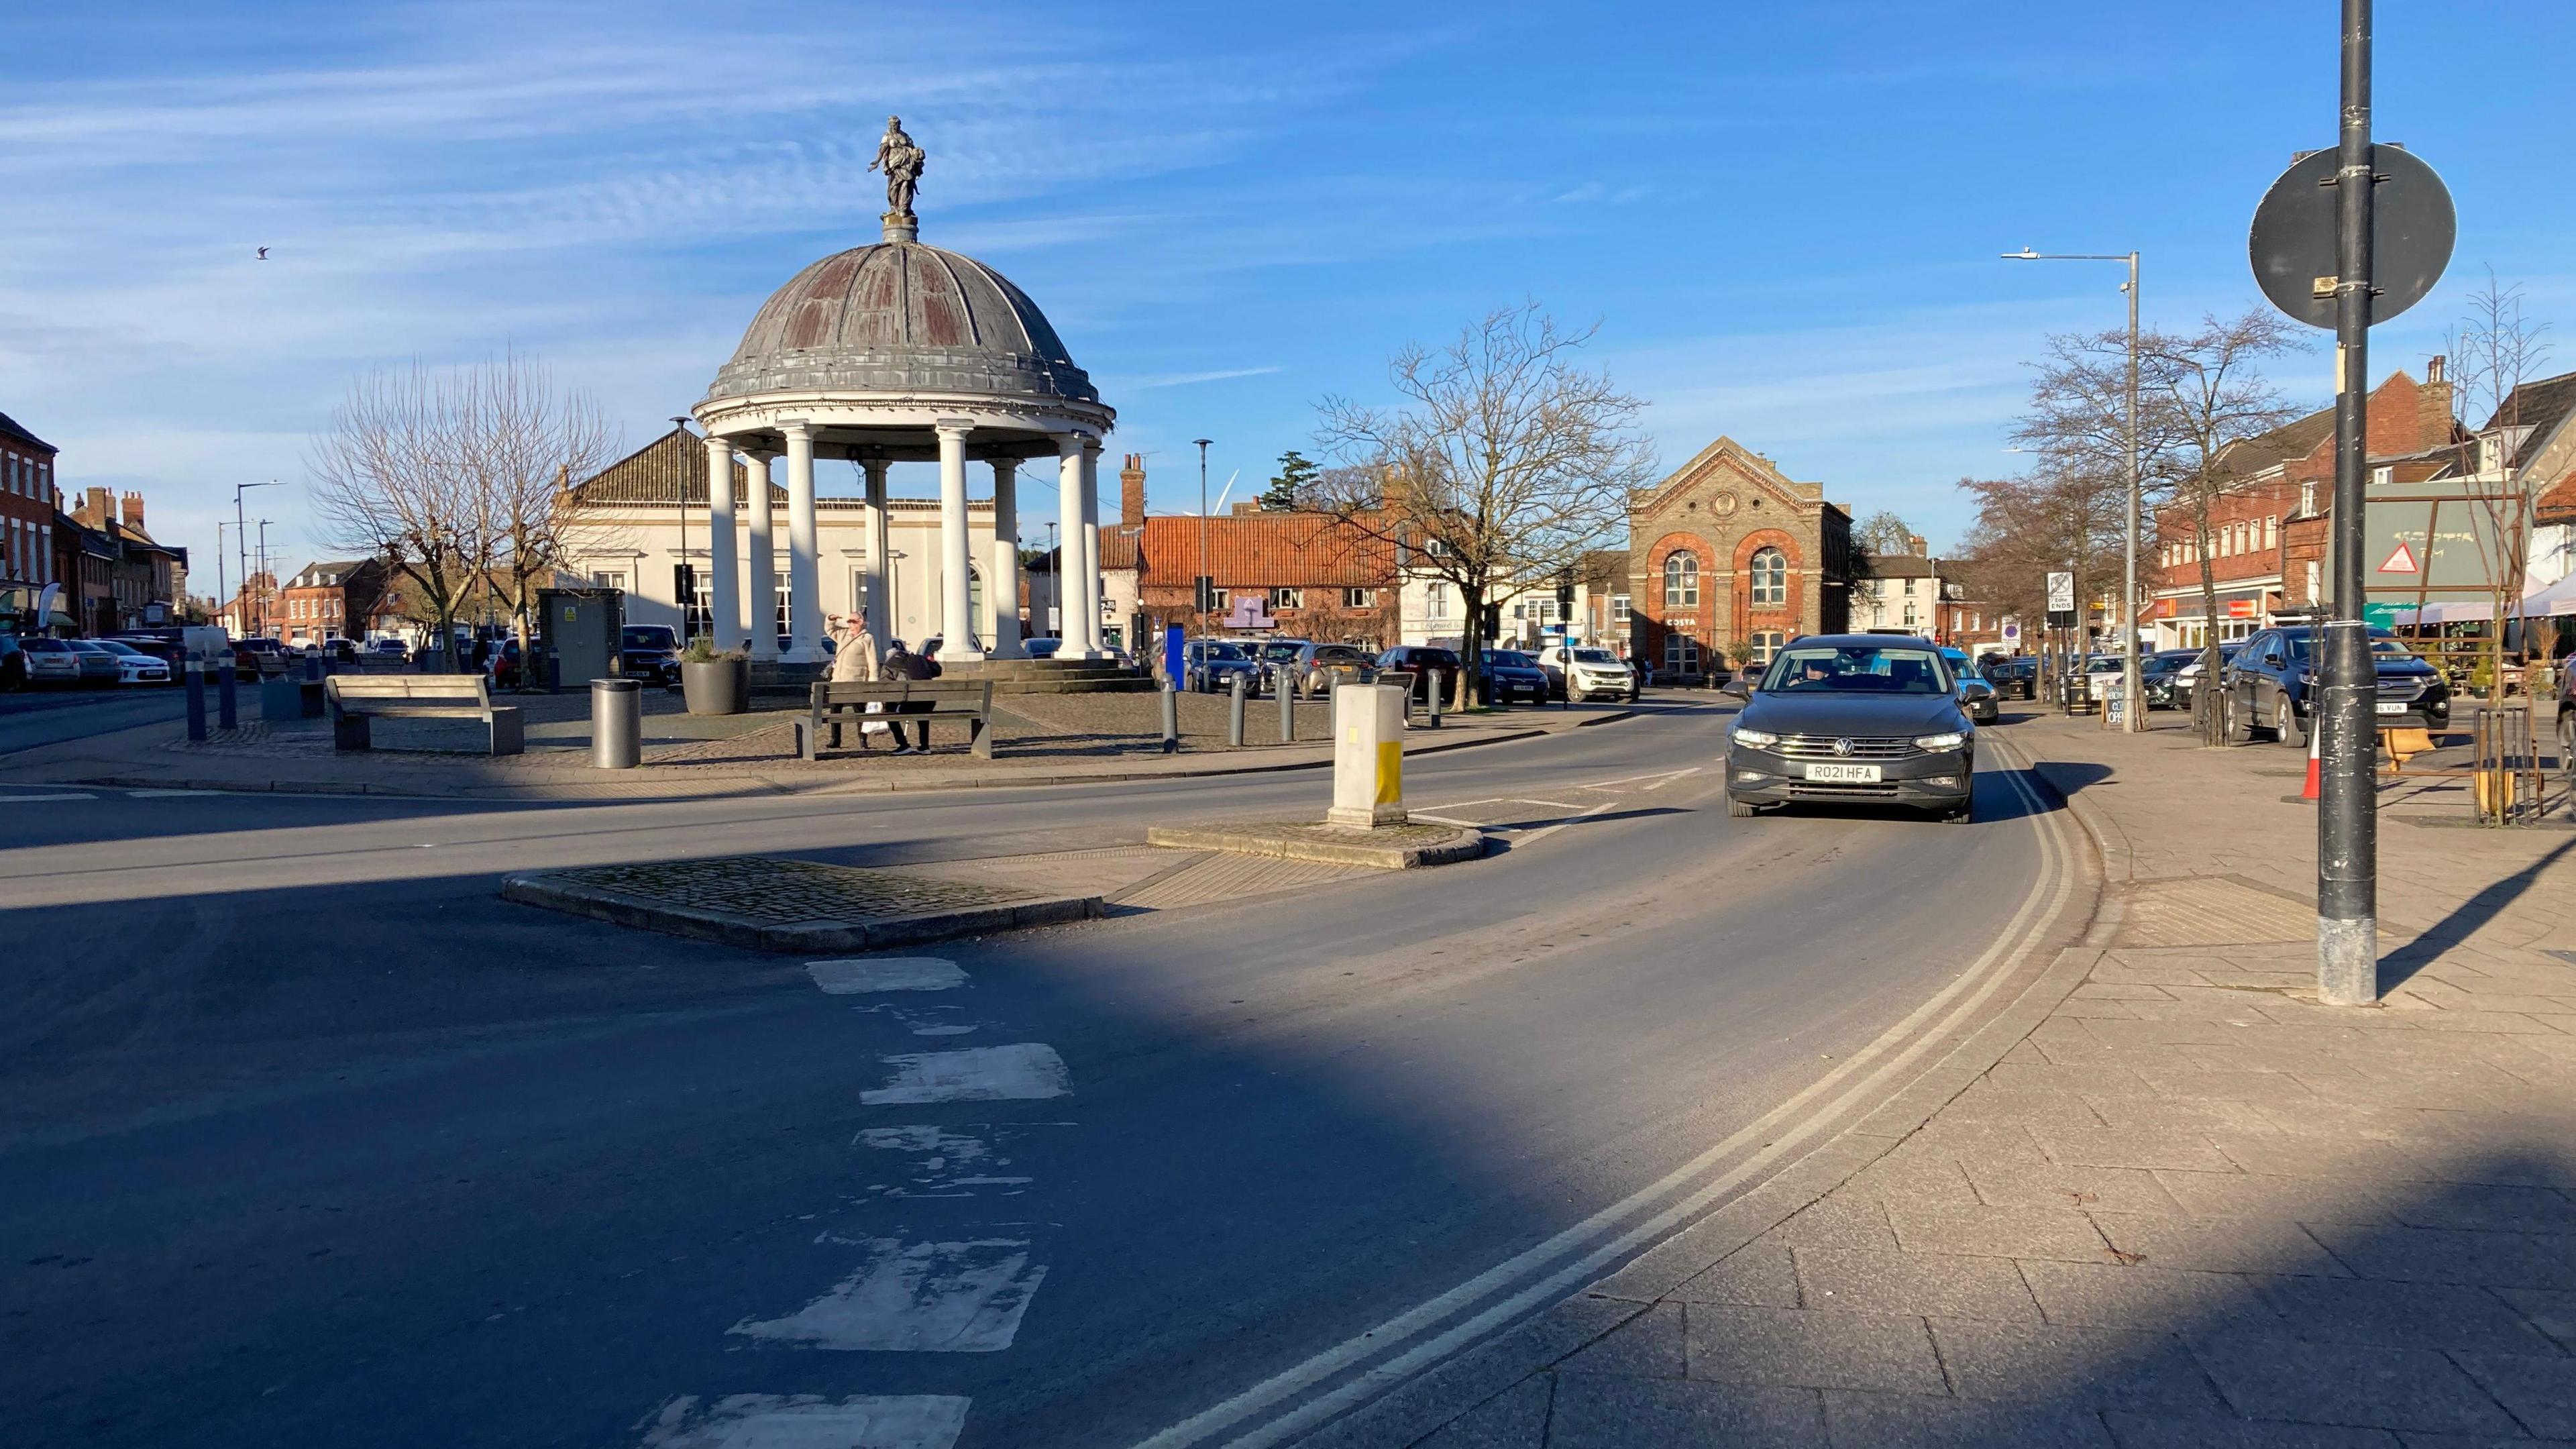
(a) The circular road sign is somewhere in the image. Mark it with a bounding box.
[2249,146,2454,330]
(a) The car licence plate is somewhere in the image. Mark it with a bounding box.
[1803,763,1882,784]
[2375,700,2406,716]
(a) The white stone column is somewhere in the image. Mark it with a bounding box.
[703,433,740,649]
[861,458,892,645]
[745,451,778,661]
[1055,435,1087,653]
[988,458,1024,659]
[935,421,982,660]
[1079,439,1106,657]
[781,421,823,663]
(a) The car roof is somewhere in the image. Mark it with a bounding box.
[1771,633,1945,649]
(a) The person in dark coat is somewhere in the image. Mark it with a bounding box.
[878,643,941,753]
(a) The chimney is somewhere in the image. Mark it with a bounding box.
[1908,534,1927,557]
[2419,354,2455,447]
[78,486,113,527]
[1231,500,1260,517]
[1120,453,1146,529]
[120,490,145,532]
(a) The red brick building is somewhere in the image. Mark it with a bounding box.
[1125,505,1399,646]
[0,410,62,630]
[1625,436,1854,679]
[2147,364,2458,650]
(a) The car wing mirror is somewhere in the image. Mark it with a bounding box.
[1723,677,1752,699]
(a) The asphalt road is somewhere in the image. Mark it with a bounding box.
[0,700,2087,1448]
[0,687,188,757]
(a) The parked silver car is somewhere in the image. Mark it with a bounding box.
[56,639,125,687]
[16,637,87,686]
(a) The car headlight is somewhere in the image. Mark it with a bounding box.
[1731,727,1778,748]
[1914,732,1967,751]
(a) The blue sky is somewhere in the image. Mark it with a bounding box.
[4,1,2569,591]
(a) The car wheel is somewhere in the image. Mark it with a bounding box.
[1727,798,1758,818]
[2274,693,2306,749]
[2222,690,2253,745]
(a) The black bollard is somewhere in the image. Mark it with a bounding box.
[217,652,238,729]
[1159,684,1179,755]
[1227,672,1246,748]
[184,656,209,741]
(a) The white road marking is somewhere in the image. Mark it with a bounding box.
[1127,759,2079,1449]
[861,1044,1069,1104]
[730,1238,1048,1352]
[0,792,95,803]
[1504,800,1619,850]
[637,1393,971,1448]
[1403,812,1478,828]
[808,957,967,994]
[1582,766,1701,792]
[855,1124,1061,1199]
[123,789,214,798]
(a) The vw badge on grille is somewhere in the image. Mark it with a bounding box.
[1833,737,1854,756]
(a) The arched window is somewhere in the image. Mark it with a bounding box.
[1662,552,1699,607]
[1750,547,1788,607]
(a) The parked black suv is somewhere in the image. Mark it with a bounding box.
[620,625,682,686]
[1982,655,2038,700]
[2218,624,2449,746]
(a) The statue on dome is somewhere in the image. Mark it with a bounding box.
[870,116,926,218]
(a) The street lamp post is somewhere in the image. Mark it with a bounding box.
[2004,248,2145,733]
[232,480,280,639]
[1193,438,1214,686]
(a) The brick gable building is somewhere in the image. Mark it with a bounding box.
[2148,364,2457,649]
[1625,437,1854,679]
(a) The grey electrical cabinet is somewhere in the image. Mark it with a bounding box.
[539,588,623,691]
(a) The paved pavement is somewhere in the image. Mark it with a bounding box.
[1385,709,2576,1448]
[0,697,2088,1448]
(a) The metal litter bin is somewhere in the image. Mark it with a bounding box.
[591,677,642,769]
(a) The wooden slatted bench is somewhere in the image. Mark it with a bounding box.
[325,674,525,755]
[795,679,995,761]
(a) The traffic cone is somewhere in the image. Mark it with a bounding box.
[2302,721,2322,802]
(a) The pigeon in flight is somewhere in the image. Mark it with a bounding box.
[256,246,269,260]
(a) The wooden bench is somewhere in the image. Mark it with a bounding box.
[795,679,995,761]
[325,674,524,755]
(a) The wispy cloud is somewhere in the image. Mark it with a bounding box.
[1116,366,1286,390]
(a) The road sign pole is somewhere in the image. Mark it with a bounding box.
[2318,0,2379,1006]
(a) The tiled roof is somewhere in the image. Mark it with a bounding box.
[1864,552,1939,578]
[573,426,764,505]
[0,410,54,453]
[1578,549,1629,589]
[1130,513,1396,590]
[2211,405,2337,485]
[2487,370,2576,469]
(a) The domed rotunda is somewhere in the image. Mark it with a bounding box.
[690,120,1116,664]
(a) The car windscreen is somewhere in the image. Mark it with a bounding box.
[1315,647,1362,663]
[1572,648,1620,663]
[1197,642,1246,660]
[2278,635,2412,661]
[1484,651,1533,667]
[1258,643,1303,661]
[623,627,677,649]
[1761,645,1951,695]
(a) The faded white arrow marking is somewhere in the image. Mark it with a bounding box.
[730,1238,1047,1352]
[861,1044,1068,1104]
[637,1392,970,1447]
[808,957,967,994]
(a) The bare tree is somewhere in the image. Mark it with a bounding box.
[2445,272,2551,818]
[2006,311,2304,741]
[2140,311,2306,744]
[1953,464,2129,672]
[309,354,619,676]
[1853,510,1924,555]
[1311,305,1658,708]
[465,356,622,660]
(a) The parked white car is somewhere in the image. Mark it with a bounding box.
[91,639,173,685]
[1537,643,1635,701]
